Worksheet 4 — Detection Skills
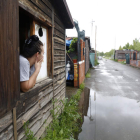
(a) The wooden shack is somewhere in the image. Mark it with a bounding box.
[115,50,131,62]
[0,0,74,139]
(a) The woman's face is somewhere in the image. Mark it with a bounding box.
[37,45,44,62]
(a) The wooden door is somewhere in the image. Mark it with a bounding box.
[0,0,20,118]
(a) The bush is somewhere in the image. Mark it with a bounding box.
[68,38,78,53]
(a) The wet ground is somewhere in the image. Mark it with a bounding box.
[78,59,140,140]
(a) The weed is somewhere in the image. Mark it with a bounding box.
[85,69,91,78]
[23,83,85,140]
[119,61,126,65]
[95,59,99,66]
[23,122,37,140]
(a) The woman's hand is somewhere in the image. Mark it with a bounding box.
[35,58,43,72]
[20,58,43,92]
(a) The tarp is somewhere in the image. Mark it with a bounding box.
[66,39,72,47]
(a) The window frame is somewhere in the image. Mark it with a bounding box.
[19,7,53,94]
[30,20,49,82]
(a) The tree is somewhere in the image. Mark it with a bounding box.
[119,46,123,50]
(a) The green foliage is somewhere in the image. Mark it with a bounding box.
[114,59,118,62]
[119,61,126,65]
[120,38,140,51]
[119,46,123,50]
[104,49,115,57]
[79,83,85,91]
[68,38,78,53]
[97,51,104,56]
[23,122,37,140]
[41,83,85,140]
[85,69,91,78]
[73,56,78,59]
[95,59,99,66]
[23,83,85,140]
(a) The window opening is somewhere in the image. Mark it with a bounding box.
[35,24,48,81]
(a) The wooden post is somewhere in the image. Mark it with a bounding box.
[13,107,17,140]
[52,7,54,109]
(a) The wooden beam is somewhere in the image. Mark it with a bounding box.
[13,107,17,140]
[52,7,55,109]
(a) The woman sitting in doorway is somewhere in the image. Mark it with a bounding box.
[20,35,44,92]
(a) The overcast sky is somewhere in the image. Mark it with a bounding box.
[66,0,140,52]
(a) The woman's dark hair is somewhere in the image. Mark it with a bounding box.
[21,35,43,58]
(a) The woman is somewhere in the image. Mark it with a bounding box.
[20,35,44,92]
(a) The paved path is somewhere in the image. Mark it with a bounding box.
[78,59,140,140]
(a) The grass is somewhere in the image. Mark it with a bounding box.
[95,59,99,66]
[119,61,126,65]
[24,83,85,140]
[85,69,91,78]
[104,57,110,59]
[111,59,118,62]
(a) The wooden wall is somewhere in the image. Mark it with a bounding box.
[0,0,20,118]
[0,0,66,139]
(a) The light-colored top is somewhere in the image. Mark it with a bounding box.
[19,55,35,82]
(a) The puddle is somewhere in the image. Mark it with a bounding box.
[117,76,123,79]
[77,88,140,140]
[100,70,111,76]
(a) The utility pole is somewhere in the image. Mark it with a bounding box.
[95,26,97,59]
[91,20,95,48]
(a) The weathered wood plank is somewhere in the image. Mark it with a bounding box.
[54,29,65,40]
[54,94,65,108]
[54,50,65,55]
[0,0,20,118]
[54,38,65,45]
[54,56,65,61]
[54,72,65,83]
[54,15,65,29]
[54,62,65,68]
[17,107,53,140]
[0,124,13,140]
[54,88,65,100]
[16,80,53,118]
[31,0,52,18]
[42,0,52,10]
[54,42,65,50]
[54,65,65,70]
[54,77,65,87]
[54,81,65,90]
[19,0,52,25]
[0,111,12,133]
[16,102,52,139]
[54,37,65,44]
[40,92,53,109]
[54,67,65,75]
[54,22,65,35]
[54,82,65,93]
[34,115,53,139]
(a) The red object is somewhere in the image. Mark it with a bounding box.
[73,59,77,63]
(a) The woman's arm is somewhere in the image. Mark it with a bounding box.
[20,58,43,92]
